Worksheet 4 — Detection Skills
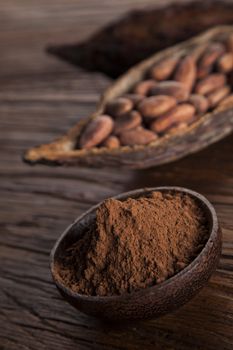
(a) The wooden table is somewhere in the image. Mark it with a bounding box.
[0,1,232,349]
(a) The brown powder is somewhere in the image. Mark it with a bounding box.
[55,191,209,296]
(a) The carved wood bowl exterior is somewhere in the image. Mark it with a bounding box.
[50,187,221,321]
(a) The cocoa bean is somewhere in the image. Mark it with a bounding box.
[150,104,195,133]
[196,66,211,79]
[106,97,133,118]
[219,94,233,107]
[189,43,208,62]
[174,55,196,91]
[150,81,189,102]
[195,73,226,95]
[102,136,120,149]
[167,123,188,135]
[188,94,209,114]
[138,95,177,119]
[123,94,144,107]
[79,115,114,149]
[119,126,157,146]
[198,42,225,70]
[133,80,157,96]
[114,110,142,134]
[208,86,230,108]
[149,57,178,81]
[217,53,233,73]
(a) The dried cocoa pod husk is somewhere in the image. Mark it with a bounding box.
[24,26,233,169]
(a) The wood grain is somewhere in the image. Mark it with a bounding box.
[0,1,232,349]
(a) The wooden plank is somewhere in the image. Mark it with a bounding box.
[0,1,232,349]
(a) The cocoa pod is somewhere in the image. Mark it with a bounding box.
[24,27,233,169]
[119,126,157,146]
[195,73,226,95]
[217,53,233,73]
[198,42,225,70]
[114,110,142,134]
[133,79,157,96]
[106,97,133,118]
[150,104,195,133]
[138,95,177,119]
[102,136,120,149]
[79,115,114,149]
[149,57,178,81]
[174,55,196,91]
[150,81,189,102]
[208,86,230,107]
[188,94,209,114]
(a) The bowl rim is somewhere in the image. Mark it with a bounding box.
[50,186,219,301]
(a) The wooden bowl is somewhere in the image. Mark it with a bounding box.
[50,187,221,321]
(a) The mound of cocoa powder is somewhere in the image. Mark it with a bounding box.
[55,191,209,296]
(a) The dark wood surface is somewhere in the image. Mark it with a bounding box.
[0,1,232,349]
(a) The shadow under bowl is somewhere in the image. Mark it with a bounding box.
[50,186,221,321]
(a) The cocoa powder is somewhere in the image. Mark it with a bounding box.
[55,191,209,296]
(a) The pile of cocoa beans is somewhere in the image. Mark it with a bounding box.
[79,34,233,149]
